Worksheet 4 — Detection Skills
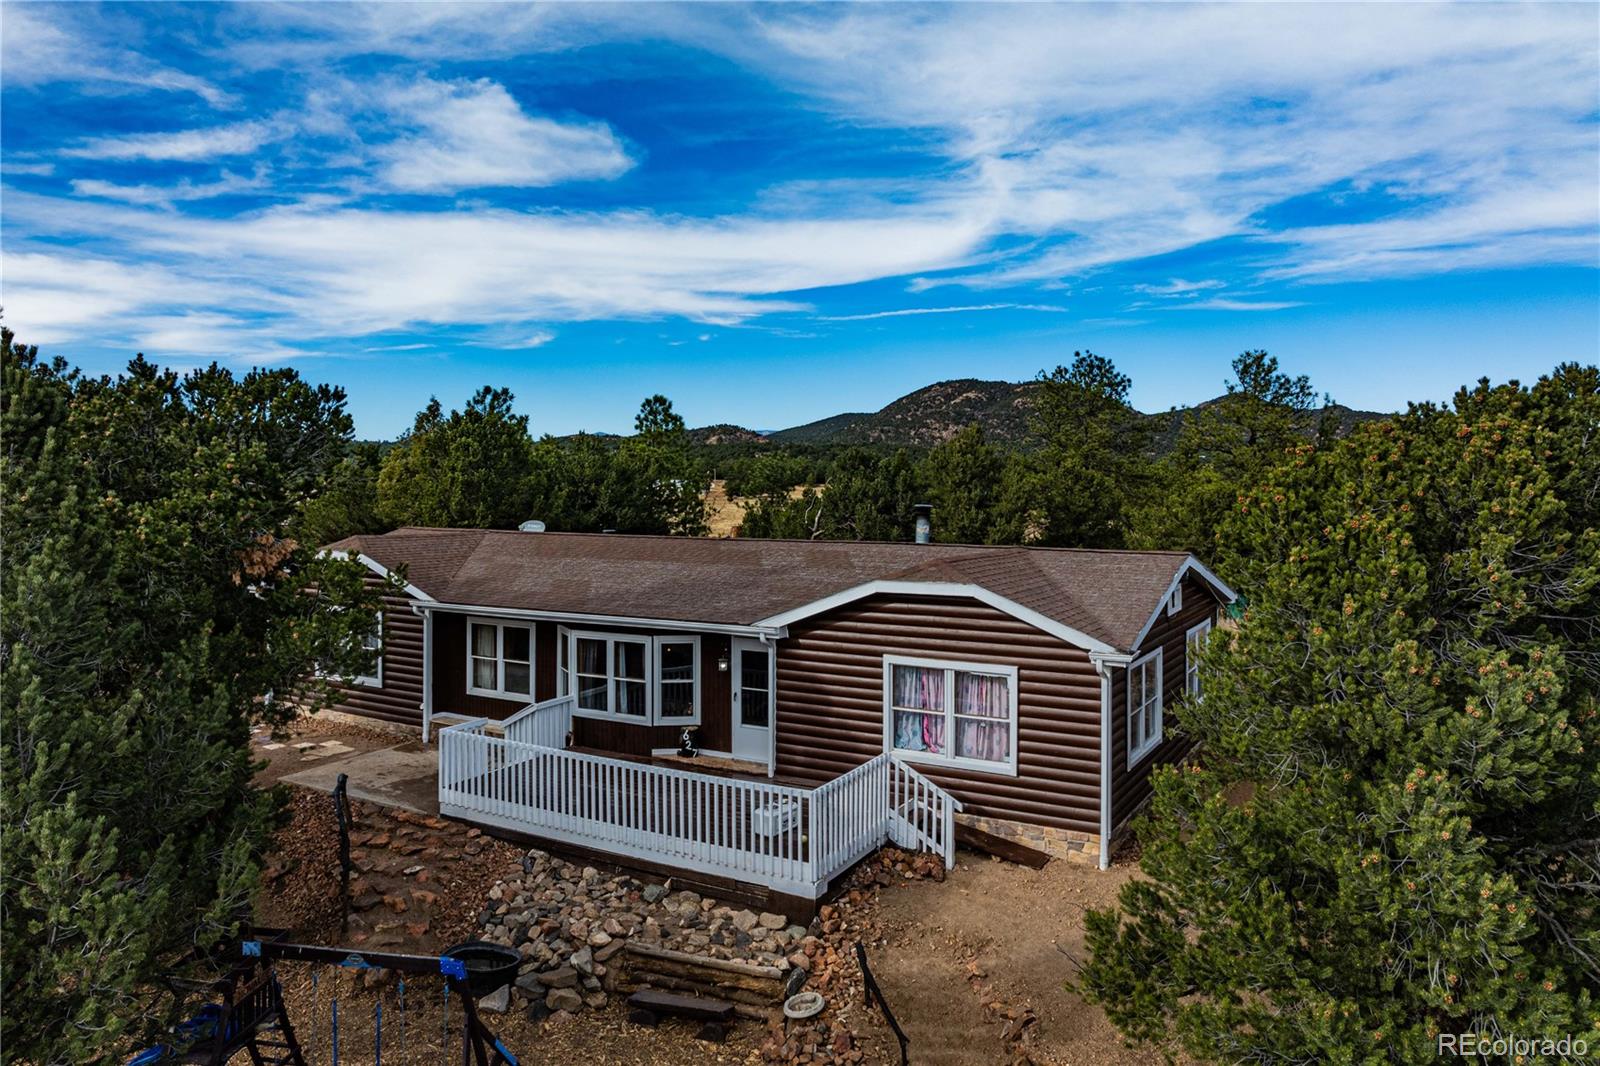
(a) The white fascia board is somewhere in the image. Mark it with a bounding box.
[415,600,786,639]
[753,580,1118,655]
[321,550,436,602]
[1128,556,1239,654]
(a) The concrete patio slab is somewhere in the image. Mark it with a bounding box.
[279,741,440,816]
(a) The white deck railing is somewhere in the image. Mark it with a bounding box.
[504,693,574,749]
[437,721,961,897]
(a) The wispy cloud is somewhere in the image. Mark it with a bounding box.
[70,171,267,206]
[63,121,278,162]
[1172,298,1306,312]
[1134,279,1226,296]
[818,303,1069,322]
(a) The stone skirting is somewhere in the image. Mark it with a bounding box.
[957,813,1102,866]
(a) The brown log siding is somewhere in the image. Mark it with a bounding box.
[775,595,1104,836]
[1108,572,1221,829]
[326,573,426,729]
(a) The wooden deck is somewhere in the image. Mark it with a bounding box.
[438,719,960,902]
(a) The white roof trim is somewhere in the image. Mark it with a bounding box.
[1128,556,1237,653]
[753,580,1118,655]
[415,600,785,639]
[322,550,435,602]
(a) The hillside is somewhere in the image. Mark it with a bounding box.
[769,379,1042,447]
[689,378,1388,453]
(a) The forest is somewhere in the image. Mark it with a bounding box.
[300,348,1359,586]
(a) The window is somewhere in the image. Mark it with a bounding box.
[562,630,703,724]
[570,631,650,719]
[883,655,1017,775]
[1127,647,1163,767]
[353,612,383,688]
[466,619,533,700]
[654,636,700,724]
[1185,619,1212,700]
[1167,584,1183,616]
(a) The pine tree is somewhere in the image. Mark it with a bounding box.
[1,330,382,1063]
[1079,364,1600,1062]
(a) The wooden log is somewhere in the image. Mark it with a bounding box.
[627,989,736,1023]
[618,972,779,1007]
[622,941,786,980]
[620,956,784,995]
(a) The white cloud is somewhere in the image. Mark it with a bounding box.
[63,121,277,162]
[70,171,266,206]
[369,78,632,192]
[1134,279,1226,296]
[818,303,1069,322]
[3,162,55,177]
[1172,299,1305,312]
[0,3,237,107]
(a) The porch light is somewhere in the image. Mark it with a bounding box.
[717,652,730,672]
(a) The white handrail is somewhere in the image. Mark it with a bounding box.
[505,694,574,748]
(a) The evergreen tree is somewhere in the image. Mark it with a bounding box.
[1020,352,1149,548]
[1133,349,1325,566]
[921,423,1006,543]
[293,441,388,547]
[741,447,923,541]
[1,330,383,1063]
[376,387,536,528]
[1080,364,1600,1063]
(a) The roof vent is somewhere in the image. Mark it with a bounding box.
[912,503,933,544]
[518,520,547,533]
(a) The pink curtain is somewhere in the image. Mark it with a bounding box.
[892,666,945,754]
[955,672,1010,762]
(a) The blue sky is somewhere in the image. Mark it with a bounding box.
[3,3,1596,438]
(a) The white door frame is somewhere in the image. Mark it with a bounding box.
[731,637,775,772]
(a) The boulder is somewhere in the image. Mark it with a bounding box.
[545,987,583,1013]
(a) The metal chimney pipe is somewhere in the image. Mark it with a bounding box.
[913,503,933,544]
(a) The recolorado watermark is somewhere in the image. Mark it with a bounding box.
[1438,1032,1588,1059]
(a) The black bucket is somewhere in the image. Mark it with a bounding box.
[442,940,521,997]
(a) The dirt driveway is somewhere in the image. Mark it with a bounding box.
[863,853,1158,1065]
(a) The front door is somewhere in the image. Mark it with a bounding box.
[731,638,772,766]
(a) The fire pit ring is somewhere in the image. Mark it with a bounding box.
[783,991,826,1020]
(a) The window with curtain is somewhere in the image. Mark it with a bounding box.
[1128,647,1163,766]
[352,611,383,687]
[466,619,532,700]
[568,631,652,719]
[885,657,1016,773]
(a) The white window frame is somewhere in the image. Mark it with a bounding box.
[465,617,534,701]
[1167,585,1183,616]
[652,635,702,727]
[353,611,384,688]
[556,624,572,697]
[881,654,1019,777]
[568,629,652,722]
[1185,618,1212,700]
[1127,647,1164,768]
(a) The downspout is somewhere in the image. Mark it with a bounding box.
[413,604,434,744]
[1090,654,1129,871]
[760,632,777,778]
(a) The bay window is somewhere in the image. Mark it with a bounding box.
[1127,647,1163,767]
[466,619,533,700]
[883,655,1017,775]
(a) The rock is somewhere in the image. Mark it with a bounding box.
[732,910,759,932]
[536,966,578,989]
[583,991,608,1009]
[570,946,594,975]
[403,864,423,876]
[589,930,612,948]
[515,970,543,993]
[759,912,787,930]
[545,987,583,1013]
[593,939,626,963]
[479,985,511,1014]
[642,883,668,903]
[787,924,808,940]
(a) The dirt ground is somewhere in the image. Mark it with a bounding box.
[864,853,1158,1066]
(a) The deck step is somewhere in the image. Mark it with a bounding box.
[627,989,736,1023]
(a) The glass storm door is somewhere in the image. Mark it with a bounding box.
[731,638,772,764]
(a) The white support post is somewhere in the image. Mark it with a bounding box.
[420,607,434,744]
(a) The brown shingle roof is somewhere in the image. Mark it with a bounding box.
[325,527,1213,652]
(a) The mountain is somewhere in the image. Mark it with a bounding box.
[770,379,1043,447]
[688,378,1389,453]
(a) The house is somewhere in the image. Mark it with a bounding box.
[319,524,1234,910]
